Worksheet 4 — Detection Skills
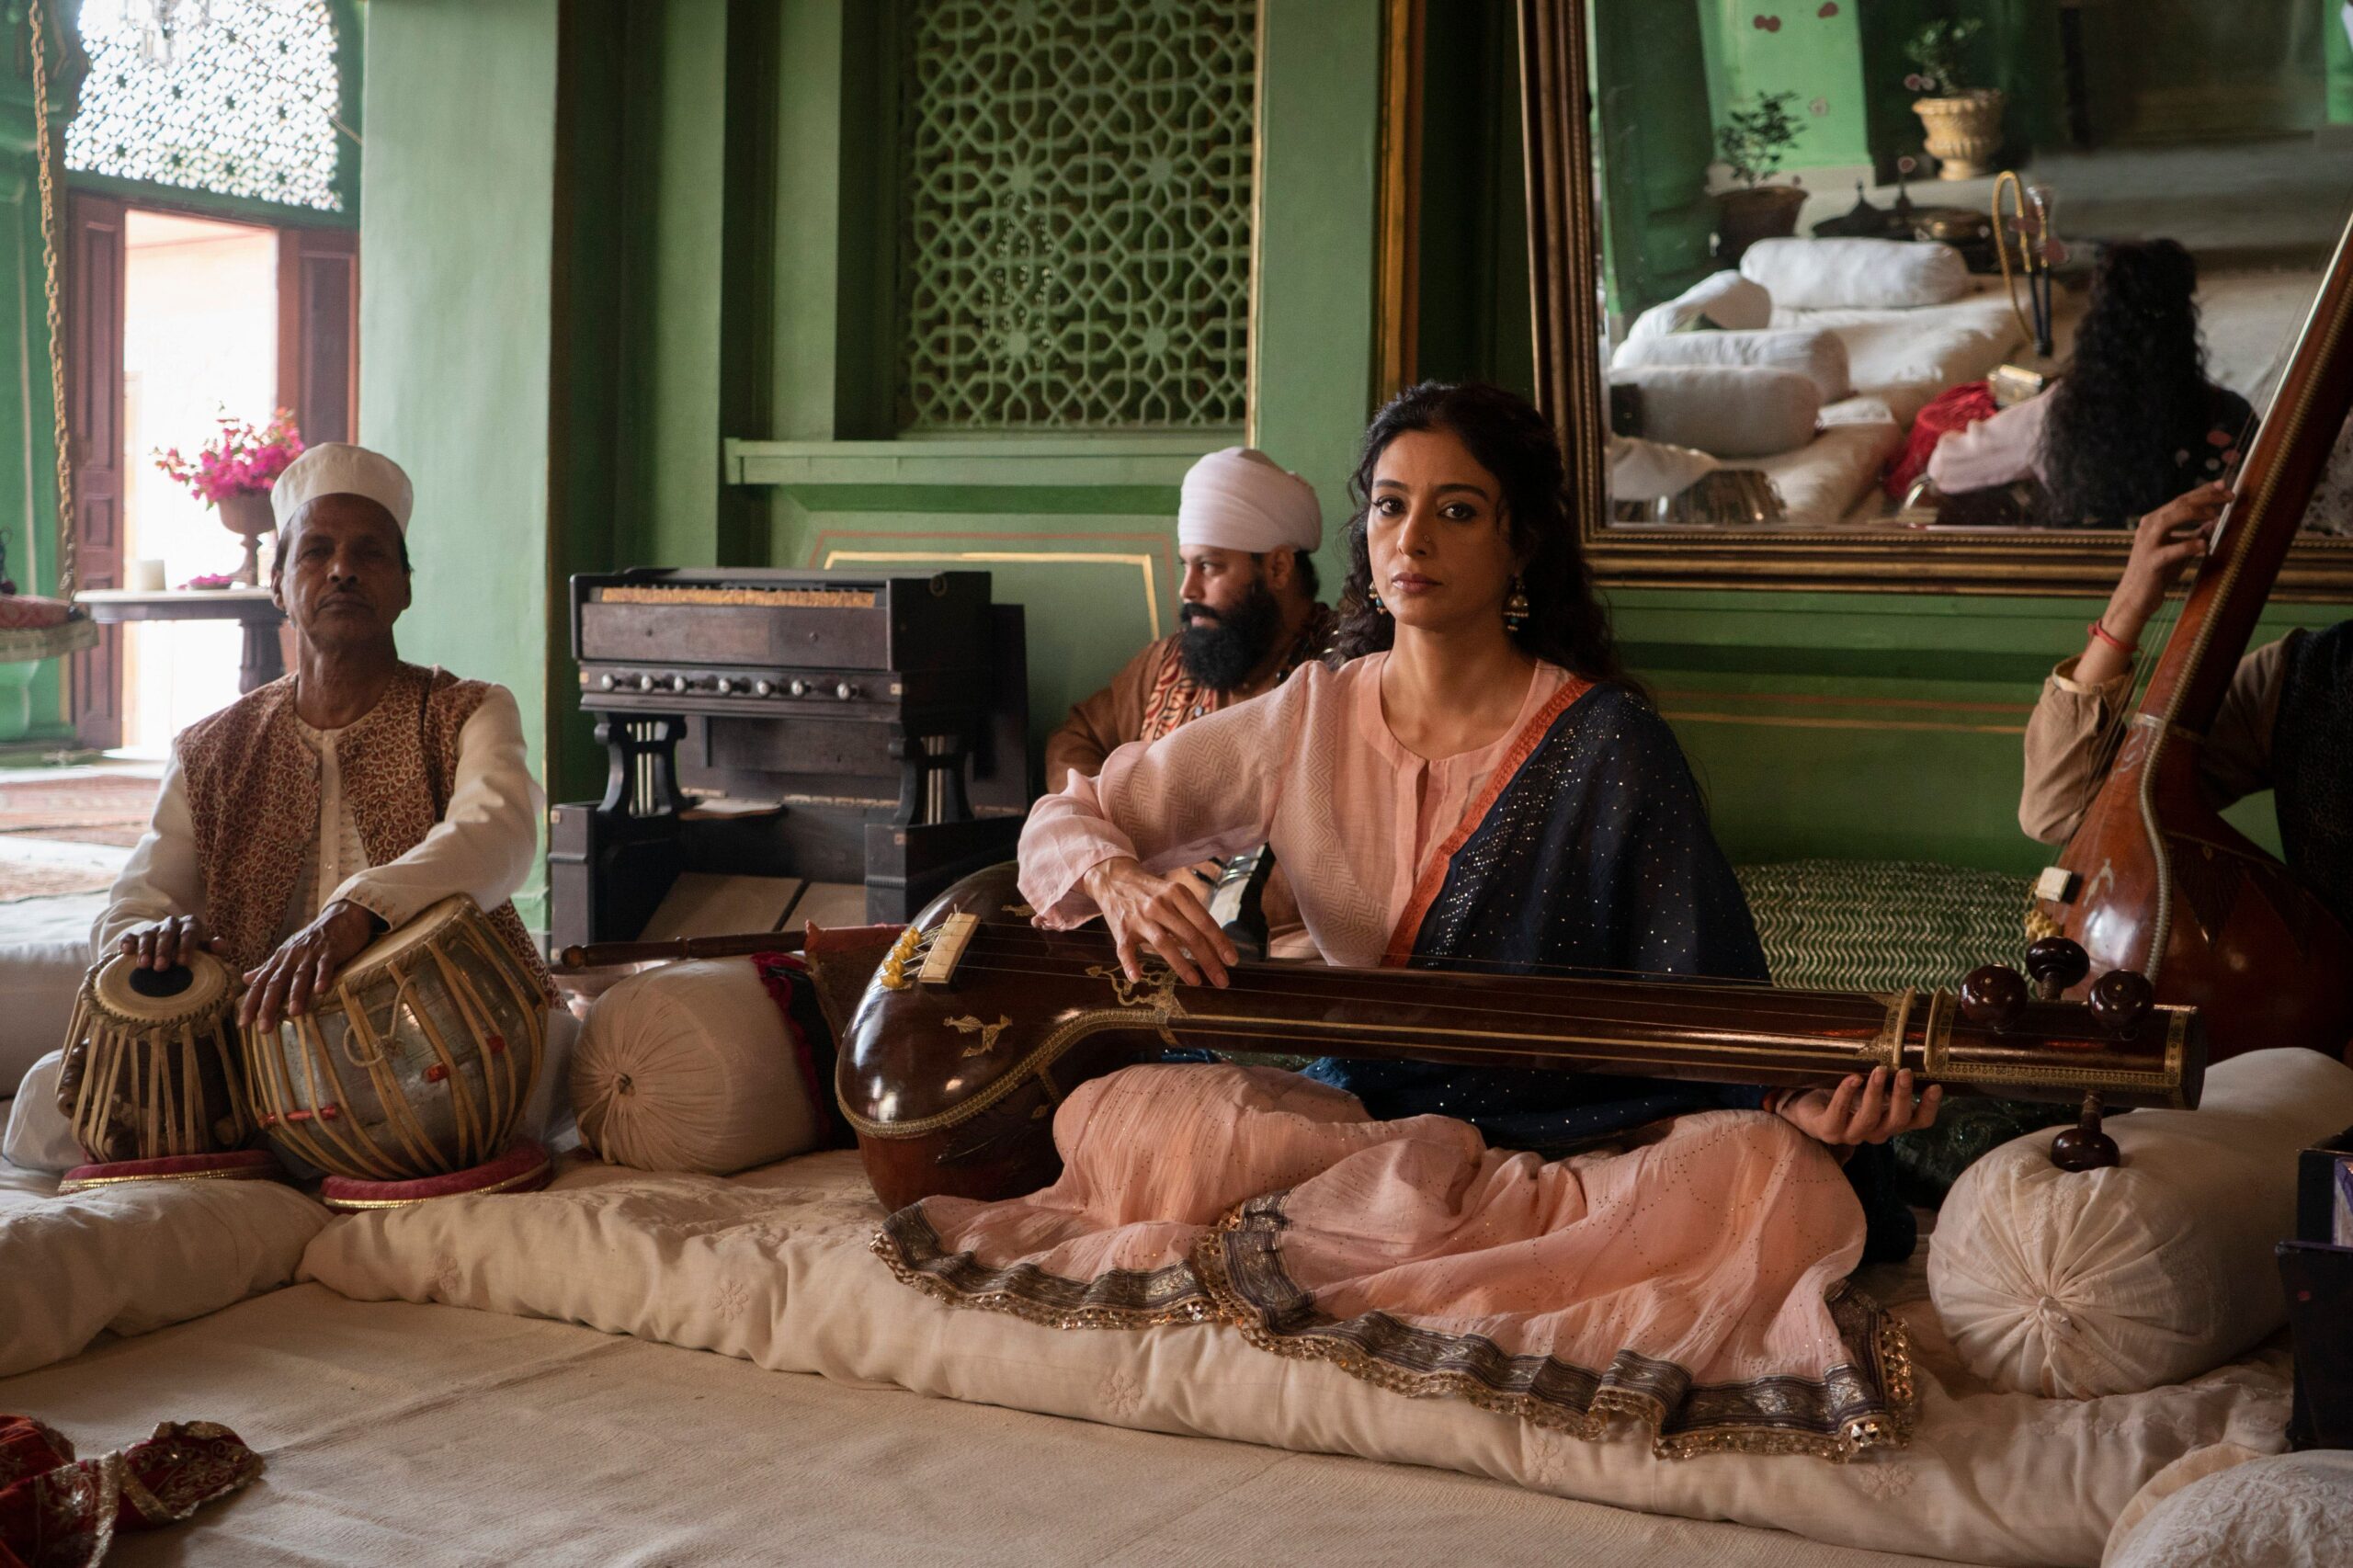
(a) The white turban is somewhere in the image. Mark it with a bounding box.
[1177,448,1320,554]
[271,442,415,533]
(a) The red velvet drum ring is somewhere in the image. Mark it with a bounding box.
[57,1148,284,1194]
[317,1138,553,1211]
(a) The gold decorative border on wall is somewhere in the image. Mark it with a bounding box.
[1373,0,1424,403]
[817,548,1167,640]
[1509,0,2353,598]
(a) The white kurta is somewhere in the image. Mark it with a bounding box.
[91,684,545,964]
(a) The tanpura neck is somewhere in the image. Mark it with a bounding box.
[292,640,402,730]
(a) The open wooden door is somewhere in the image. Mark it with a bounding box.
[278,227,358,445]
[67,192,127,751]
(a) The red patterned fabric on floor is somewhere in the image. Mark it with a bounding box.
[0,1415,259,1568]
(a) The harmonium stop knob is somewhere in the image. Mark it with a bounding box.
[2024,936,2090,1001]
[2086,969,2155,1036]
[1959,964,2029,1030]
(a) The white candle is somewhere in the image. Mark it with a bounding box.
[129,558,167,592]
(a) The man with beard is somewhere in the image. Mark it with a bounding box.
[1045,447,1331,790]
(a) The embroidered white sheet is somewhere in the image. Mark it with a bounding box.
[290,1149,2292,1568]
[0,1282,1973,1568]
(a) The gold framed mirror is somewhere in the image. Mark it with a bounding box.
[1513,0,2353,596]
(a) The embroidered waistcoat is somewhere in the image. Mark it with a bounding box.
[173,661,553,998]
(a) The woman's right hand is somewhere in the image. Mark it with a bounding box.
[2106,481,2231,639]
[1079,856,1239,987]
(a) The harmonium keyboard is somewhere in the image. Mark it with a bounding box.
[549,567,1033,951]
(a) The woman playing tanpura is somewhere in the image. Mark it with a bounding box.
[878,383,1938,1459]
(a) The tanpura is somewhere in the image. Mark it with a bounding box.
[780,866,2202,1210]
[2030,216,2353,1061]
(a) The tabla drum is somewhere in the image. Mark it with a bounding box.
[242,894,551,1209]
[56,948,276,1191]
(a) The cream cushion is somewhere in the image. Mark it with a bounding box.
[1741,238,1970,311]
[1612,326,1851,403]
[1624,269,1773,340]
[1927,1048,2353,1399]
[0,937,91,1088]
[1608,435,1719,502]
[572,959,822,1176]
[0,1169,327,1377]
[2104,1450,2353,1568]
[1612,365,1821,459]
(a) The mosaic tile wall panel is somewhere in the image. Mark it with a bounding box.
[67,0,343,212]
[896,0,1256,430]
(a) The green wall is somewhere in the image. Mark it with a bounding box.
[355,0,2344,947]
[358,0,562,926]
[1695,0,1870,171]
[2326,0,2353,125]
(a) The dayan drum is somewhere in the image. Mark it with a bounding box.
[57,948,268,1187]
[242,894,550,1208]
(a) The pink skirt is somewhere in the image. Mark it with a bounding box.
[877,1063,1914,1460]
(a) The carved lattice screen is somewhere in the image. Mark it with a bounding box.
[895,0,1257,431]
[66,0,343,212]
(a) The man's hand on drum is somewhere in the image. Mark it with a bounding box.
[238,899,385,1031]
[1079,855,1239,987]
[119,914,224,971]
[1773,1067,1941,1152]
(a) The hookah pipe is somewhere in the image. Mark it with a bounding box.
[1994,171,2061,359]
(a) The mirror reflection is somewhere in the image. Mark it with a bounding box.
[1591,3,2353,538]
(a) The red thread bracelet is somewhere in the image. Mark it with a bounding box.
[2087,619,2135,655]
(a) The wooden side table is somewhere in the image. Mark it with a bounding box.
[76,588,288,694]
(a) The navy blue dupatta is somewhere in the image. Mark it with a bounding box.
[1301,680,1915,1261]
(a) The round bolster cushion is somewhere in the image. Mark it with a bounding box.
[1612,326,1851,403]
[572,959,823,1176]
[1610,365,1821,459]
[1927,1048,2353,1399]
[1625,269,1773,340]
[2107,1451,2353,1568]
[1738,236,1969,310]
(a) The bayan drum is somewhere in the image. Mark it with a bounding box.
[243,894,551,1209]
[56,948,275,1191]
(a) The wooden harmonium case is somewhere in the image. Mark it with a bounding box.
[552,568,1031,949]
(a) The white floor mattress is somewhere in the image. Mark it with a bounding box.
[0,1148,2292,1567]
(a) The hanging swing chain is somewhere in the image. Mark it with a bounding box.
[28,0,75,603]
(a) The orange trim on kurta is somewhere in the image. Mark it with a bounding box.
[1379,676,1595,968]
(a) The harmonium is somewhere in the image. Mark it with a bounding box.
[550,567,1033,952]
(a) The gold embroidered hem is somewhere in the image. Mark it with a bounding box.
[872,1207,1222,1330]
[875,1197,1915,1462]
[1194,1198,1917,1462]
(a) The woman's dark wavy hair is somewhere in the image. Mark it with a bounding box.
[2040,239,2226,528]
[1330,381,1636,694]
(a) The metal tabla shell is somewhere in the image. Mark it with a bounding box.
[240,894,545,1184]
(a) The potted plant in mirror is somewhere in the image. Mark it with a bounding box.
[1714,90,1805,265]
[1906,18,2003,180]
[153,410,305,586]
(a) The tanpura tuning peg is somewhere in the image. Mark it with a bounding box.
[2024,936,2090,1001]
[2051,1091,2120,1172]
[1958,964,2029,1030]
[2086,969,2155,1037]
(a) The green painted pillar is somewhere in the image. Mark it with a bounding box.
[359,0,560,925]
[0,6,78,749]
[1252,0,1383,583]
[2327,0,2353,126]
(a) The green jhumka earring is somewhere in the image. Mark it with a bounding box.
[1504,576,1529,631]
